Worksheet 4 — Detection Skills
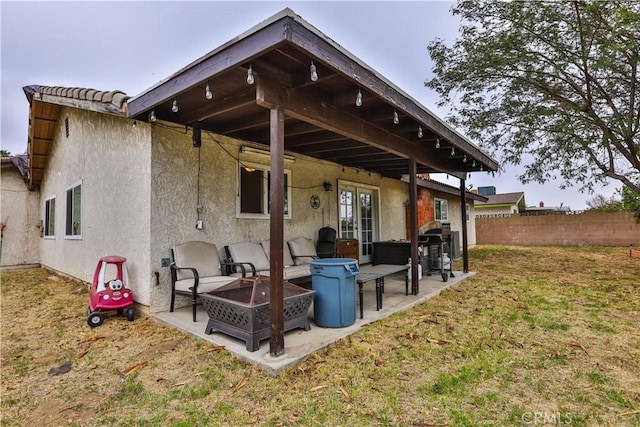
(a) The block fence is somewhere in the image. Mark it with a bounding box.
[475,211,640,247]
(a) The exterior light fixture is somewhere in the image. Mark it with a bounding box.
[435,138,440,148]
[247,65,255,85]
[393,110,399,125]
[149,110,156,122]
[310,61,318,82]
[450,147,455,156]
[355,89,363,107]
[171,99,178,113]
[418,126,423,138]
[463,155,467,163]
[205,83,212,100]
[472,160,476,167]
[480,165,484,171]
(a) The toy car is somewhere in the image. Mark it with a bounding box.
[87,256,134,327]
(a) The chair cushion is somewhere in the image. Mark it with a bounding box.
[288,237,318,265]
[227,241,270,272]
[172,241,222,281]
[174,276,236,293]
[261,240,295,267]
[283,264,311,280]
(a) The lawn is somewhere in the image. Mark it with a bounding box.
[1,245,639,426]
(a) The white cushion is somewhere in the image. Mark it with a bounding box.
[174,276,236,293]
[283,264,311,280]
[227,241,270,272]
[288,237,318,265]
[261,240,295,267]
[172,241,222,281]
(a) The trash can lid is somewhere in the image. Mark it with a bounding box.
[310,258,358,266]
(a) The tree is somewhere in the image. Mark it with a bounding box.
[427,0,640,196]
[585,194,621,211]
[0,150,11,157]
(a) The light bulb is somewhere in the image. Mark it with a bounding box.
[451,147,455,156]
[171,99,178,113]
[480,165,484,171]
[463,155,467,163]
[435,138,440,148]
[310,61,318,81]
[149,110,156,122]
[247,65,255,85]
[472,160,476,167]
[393,110,399,125]
[205,83,212,99]
[418,126,423,138]
[355,89,363,107]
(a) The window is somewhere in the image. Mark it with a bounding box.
[435,198,448,221]
[65,181,82,238]
[237,163,291,219]
[44,196,55,238]
[466,203,471,222]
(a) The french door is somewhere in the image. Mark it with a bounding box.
[338,181,379,264]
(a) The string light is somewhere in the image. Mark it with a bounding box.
[463,154,467,163]
[355,89,363,107]
[418,126,423,138]
[393,110,399,125]
[435,138,440,148]
[149,110,156,122]
[171,99,178,113]
[450,147,455,156]
[310,61,318,81]
[205,83,212,100]
[247,65,255,85]
[480,165,484,171]
[472,160,476,167]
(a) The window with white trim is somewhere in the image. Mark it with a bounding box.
[65,181,82,238]
[44,196,55,238]
[435,198,448,221]
[466,203,471,222]
[237,162,291,219]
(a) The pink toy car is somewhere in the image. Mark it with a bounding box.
[87,256,135,327]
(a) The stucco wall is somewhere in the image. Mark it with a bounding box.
[38,108,153,304]
[148,124,409,312]
[0,166,40,266]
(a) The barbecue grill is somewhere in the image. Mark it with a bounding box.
[417,221,454,282]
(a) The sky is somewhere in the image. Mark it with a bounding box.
[1,0,619,209]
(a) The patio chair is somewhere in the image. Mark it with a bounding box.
[170,241,247,322]
[316,227,338,258]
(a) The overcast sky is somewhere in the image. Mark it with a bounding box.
[1,1,618,209]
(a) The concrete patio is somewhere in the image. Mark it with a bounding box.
[152,270,474,376]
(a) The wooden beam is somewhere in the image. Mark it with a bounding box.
[269,107,285,357]
[409,160,419,295]
[256,80,466,178]
[460,179,470,273]
[179,90,257,124]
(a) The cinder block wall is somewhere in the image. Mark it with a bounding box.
[476,211,640,246]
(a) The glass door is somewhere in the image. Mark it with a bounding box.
[339,182,379,264]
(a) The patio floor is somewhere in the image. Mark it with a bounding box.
[152,270,474,376]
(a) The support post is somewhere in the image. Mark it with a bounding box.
[269,107,285,356]
[459,179,469,273]
[409,159,419,295]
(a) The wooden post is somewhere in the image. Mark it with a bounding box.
[269,107,285,356]
[409,159,419,295]
[459,179,469,273]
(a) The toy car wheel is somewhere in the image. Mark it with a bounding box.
[117,308,124,315]
[441,272,449,282]
[87,312,104,328]
[125,307,135,322]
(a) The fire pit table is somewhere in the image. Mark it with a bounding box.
[199,276,315,352]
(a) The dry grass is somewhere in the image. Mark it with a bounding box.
[1,245,639,426]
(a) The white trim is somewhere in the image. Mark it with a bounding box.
[64,180,83,239]
[44,194,56,239]
[434,197,449,222]
[236,161,292,220]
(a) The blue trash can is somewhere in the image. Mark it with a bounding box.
[310,258,360,328]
